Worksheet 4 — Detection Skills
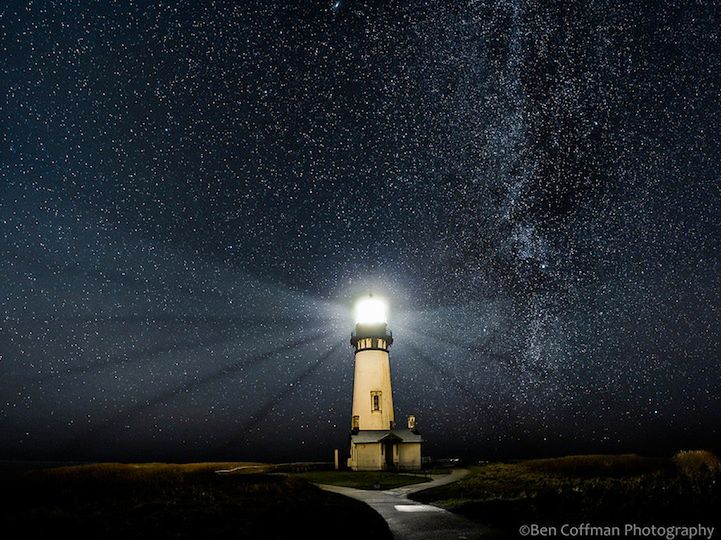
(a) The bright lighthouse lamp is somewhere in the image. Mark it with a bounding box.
[354,296,388,325]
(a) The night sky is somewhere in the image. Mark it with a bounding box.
[2,1,720,463]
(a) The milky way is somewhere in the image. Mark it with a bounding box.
[1,1,720,462]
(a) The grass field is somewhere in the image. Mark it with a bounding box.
[0,462,392,540]
[291,470,431,489]
[411,451,721,530]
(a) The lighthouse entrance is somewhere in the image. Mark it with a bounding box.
[384,441,395,468]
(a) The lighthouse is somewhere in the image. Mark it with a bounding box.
[347,295,422,471]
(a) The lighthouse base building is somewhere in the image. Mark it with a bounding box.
[346,297,423,471]
[348,426,423,471]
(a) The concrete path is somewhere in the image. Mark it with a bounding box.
[318,470,501,540]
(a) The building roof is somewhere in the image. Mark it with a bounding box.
[350,429,423,444]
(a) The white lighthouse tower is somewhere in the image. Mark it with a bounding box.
[347,295,422,471]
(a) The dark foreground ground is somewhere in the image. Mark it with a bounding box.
[412,451,721,533]
[5,452,719,539]
[0,462,392,540]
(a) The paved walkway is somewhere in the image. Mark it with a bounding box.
[318,470,501,540]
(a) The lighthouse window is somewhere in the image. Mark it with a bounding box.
[371,391,382,412]
[378,339,385,349]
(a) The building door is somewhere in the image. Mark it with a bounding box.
[384,442,394,468]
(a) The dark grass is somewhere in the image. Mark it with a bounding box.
[291,470,431,489]
[1,462,392,540]
[411,452,721,530]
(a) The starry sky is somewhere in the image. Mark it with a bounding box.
[1,0,720,463]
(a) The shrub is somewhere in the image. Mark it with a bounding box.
[522,454,673,477]
[673,450,721,480]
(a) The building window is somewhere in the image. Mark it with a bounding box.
[371,391,381,412]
